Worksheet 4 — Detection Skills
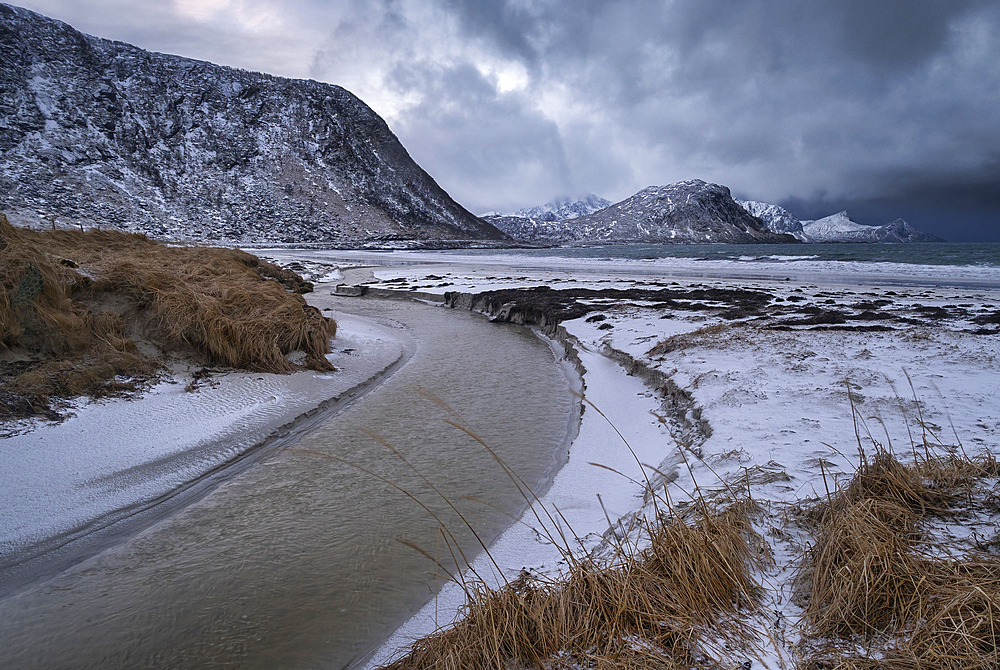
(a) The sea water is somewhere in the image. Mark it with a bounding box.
[443,243,1000,289]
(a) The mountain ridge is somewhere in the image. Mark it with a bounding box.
[739,201,945,243]
[488,181,798,245]
[511,194,612,221]
[0,3,506,245]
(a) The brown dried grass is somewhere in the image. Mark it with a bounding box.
[799,448,1000,670]
[1,213,336,419]
[382,500,765,669]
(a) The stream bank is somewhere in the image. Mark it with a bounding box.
[0,293,579,670]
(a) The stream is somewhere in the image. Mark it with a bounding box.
[0,295,578,669]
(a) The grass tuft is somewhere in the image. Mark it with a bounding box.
[382,499,765,669]
[1,213,336,420]
[798,446,1000,669]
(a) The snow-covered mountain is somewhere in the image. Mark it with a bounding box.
[799,211,944,243]
[736,200,807,240]
[480,215,560,245]
[489,180,798,245]
[737,201,944,243]
[0,3,505,245]
[486,194,614,245]
[512,194,612,221]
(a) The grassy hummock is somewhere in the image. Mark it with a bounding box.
[0,214,336,422]
[797,448,1000,669]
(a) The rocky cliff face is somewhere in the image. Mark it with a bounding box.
[0,3,505,245]
[490,180,798,245]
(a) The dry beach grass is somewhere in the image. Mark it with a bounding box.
[374,412,999,670]
[0,214,336,421]
[383,499,768,670]
[797,446,1000,669]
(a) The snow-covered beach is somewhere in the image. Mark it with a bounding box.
[2,246,998,668]
[0,312,411,596]
[260,247,999,669]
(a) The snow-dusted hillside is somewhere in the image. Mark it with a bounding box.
[0,3,505,245]
[800,211,945,243]
[800,211,871,241]
[490,180,798,245]
[512,194,612,221]
[736,200,806,240]
[737,201,944,243]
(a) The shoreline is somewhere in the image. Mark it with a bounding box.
[257,246,1000,292]
[363,338,690,668]
[0,312,413,598]
[307,250,1000,668]
[0,290,584,670]
[2,247,996,668]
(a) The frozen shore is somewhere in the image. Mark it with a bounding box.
[258,250,1000,669]
[0,312,411,597]
[2,246,997,668]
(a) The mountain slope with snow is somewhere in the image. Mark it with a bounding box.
[491,181,798,245]
[512,194,612,221]
[737,200,945,243]
[736,200,806,240]
[0,3,505,245]
[800,211,945,243]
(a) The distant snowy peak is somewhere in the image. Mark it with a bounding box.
[800,211,866,238]
[879,219,945,243]
[511,194,612,221]
[490,180,798,245]
[736,200,806,240]
[494,187,947,247]
[569,180,797,244]
[739,200,945,243]
[800,211,944,243]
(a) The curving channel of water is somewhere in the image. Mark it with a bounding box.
[0,295,578,669]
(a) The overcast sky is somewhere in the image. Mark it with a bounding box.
[12,0,1000,241]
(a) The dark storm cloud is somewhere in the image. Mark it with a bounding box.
[9,0,1000,238]
[440,0,985,80]
[337,0,1000,239]
[832,0,980,69]
[385,60,573,213]
[439,0,540,64]
[424,0,999,229]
